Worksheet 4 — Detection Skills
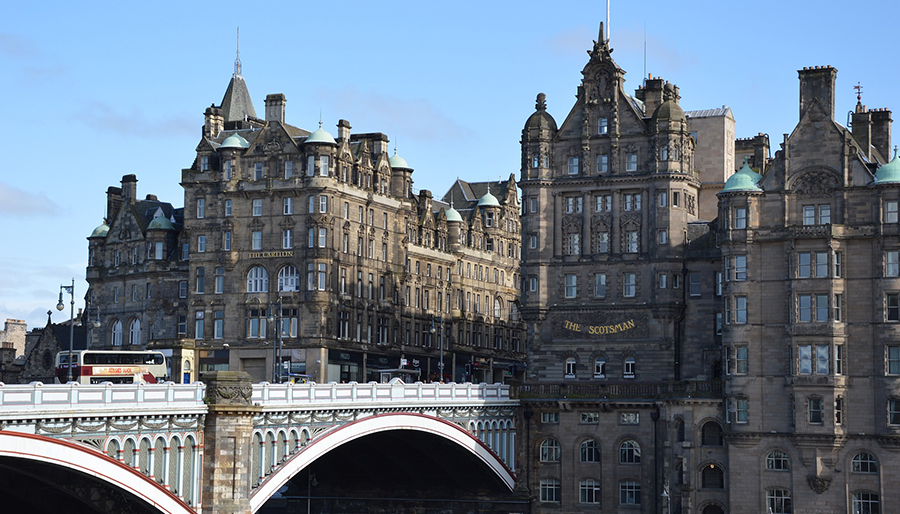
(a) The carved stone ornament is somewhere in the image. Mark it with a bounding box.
[793,170,840,198]
[213,384,253,401]
[807,475,831,494]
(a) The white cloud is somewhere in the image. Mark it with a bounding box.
[0,183,60,216]
[76,102,195,137]
[0,33,38,59]
[311,87,474,143]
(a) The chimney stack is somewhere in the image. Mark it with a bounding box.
[798,66,837,121]
[264,94,286,123]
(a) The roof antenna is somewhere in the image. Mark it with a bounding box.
[643,24,647,85]
[605,0,610,40]
[234,27,242,77]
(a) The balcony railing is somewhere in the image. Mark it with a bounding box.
[514,380,722,400]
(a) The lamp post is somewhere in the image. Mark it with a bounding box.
[268,298,283,383]
[56,279,75,382]
[307,470,317,514]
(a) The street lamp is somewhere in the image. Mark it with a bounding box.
[56,279,75,382]
[268,298,283,383]
[306,470,317,514]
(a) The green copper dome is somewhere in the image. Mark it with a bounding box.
[389,151,410,169]
[89,222,109,238]
[477,191,501,207]
[445,206,463,222]
[721,159,762,193]
[220,133,249,150]
[305,123,337,145]
[873,147,900,185]
[147,216,176,231]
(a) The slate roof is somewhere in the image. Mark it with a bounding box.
[685,107,732,118]
[221,74,257,122]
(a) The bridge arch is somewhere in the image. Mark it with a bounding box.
[250,412,516,512]
[0,431,194,514]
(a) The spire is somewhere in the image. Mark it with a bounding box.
[234,27,242,77]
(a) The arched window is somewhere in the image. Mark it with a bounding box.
[675,418,685,442]
[111,320,123,346]
[494,297,502,318]
[565,357,576,378]
[701,464,724,489]
[851,452,878,474]
[701,421,724,446]
[580,439,600,462]
[278,265,300,292]
[128,318,141,346]
[702,505,725,514]
[594,357,606,378]
[247,266,269,293]
[624,357,636,378]
[766,450,791,471]
[766,488,792,514]
[619,440,641,464]
[540,438,561,462]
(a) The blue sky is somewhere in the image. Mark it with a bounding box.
[1,0,897,331]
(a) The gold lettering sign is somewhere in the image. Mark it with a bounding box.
[249,251,294,259]
[563,319,637,335]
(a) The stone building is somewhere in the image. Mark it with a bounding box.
[719,66,897,514]
[86,58,524,385]
[517,25,727,514]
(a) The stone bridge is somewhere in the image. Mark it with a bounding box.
[0,373,519,514]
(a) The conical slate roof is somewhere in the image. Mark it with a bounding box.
[221,74,257,122]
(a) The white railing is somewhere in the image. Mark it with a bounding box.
[0,381,207,420]
[252,380,514,409]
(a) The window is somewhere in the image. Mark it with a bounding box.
[766,489,792,514]
[619,440,641,463]
[598,117,608,135]
[128,319,141,345]
[623,273,636,297]
[565,357,576,377]
[889,346,900,375]
[529,234,537,249]
[729,206,747,229]
[278,265,300,292]
[888,293,900,321]
[319,155,330,176]
[215,266,224,294]
[319,195,328,213]
[619,480,641,505]
[689,272,701,296]
[834,345,844,375]
[595,194,611,212]
[282,229,293,249]
[110,320,122,346]
[581,412,599,424]
[835,396,844,425]
[179,280,187,298]
[890,400,900,425]
[620,412,639,425]
[851,452,878,474]
[251,230,262,250]
[803,204,831,225]
[283,197,293,215]
[196,267,205,294]
[565,274,577,298]
[658,229,667,245]
[625,230,638,252]
[623,357,635,378]
[247,309,267,338]
[735,296,747,324]
[594,357,606,377]
[798,345,830,375]
[541,412,559,424]
[888,250,900,277]
[798,294,828,322]
[658,273,668,289]
[833,250,843,277]
[594,273,607,298]
[213,310,223,339]
[224,200,232,216]
[197,198,205,219]
[766,450,791,471]
[887,200,899,223]
[734,255,747,281]
[200,155,209,171]
[197,235,206,253]
[735,398,748,423]
[735,345,748,374]
[624,193,641,211]
[567,156,579,175]
[529,277,537,292]
[131,284,137,302]
[597,154,609,173]
[565,233,581,255]
[223,231,232,251]
[565,196,583,213]
[834,294,843,322]
[224,161,232,180]
[252,199,262,216]
[820,204,831,224]
[659,191,667,207]
[254,162,263,180]
[597,232,609,253]
[177,315,187,337]
[540,438,561,462]
[625,153,638,172]
[284,160,293,178]
[539,479,561,503]
[808,397,823,424]
[194,313,204,340]
[579,479,601,504]
[852,492,880,514]
[529,197,538,213]
[247,266,269,293]
[702,465,724,489]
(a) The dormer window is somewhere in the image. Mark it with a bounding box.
[485,212,494,227]
[598,118,608,135]
[201,155,209,171]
